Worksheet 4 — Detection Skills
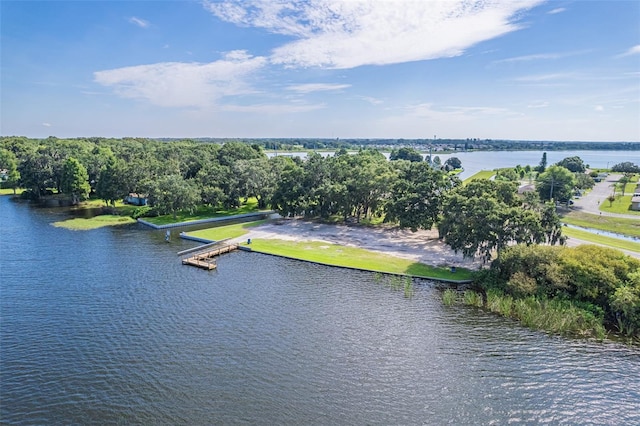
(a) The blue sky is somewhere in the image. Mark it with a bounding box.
[1,0,639,141]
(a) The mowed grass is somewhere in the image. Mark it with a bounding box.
[244,239,475,280]
[463,170,495,184]
[561,211,640,238]
[52,215,136,230]
[0,188,24,195]
[186,220,266,241]
[599,195,640,215]
[563,226,640,253]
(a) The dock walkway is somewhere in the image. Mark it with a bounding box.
[181,243,239,270]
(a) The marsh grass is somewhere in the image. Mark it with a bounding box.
[463,290,484,307]
[457,289,607,339]
[403,277,414,298]
[442,288,457,306]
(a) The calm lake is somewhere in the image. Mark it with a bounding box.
[270,149,640,180]
[2,150,640,424]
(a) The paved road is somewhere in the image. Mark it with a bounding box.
[570,173,640,220]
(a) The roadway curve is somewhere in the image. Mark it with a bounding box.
[570,173,639,220]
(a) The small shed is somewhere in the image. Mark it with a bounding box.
[631,195,640,211]
[124,193,148,206]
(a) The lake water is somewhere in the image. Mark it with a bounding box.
[270,149,640,180]
[2,175,640,423]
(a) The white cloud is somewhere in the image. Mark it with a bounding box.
[206,0,544,69]
[547,7,566,15]
[616,45,640,58]
[493,50,589,64]
[286,83,351,93]
[360,96,383,105]
[595,105,604,112]
[527,102,549,108]
[222,103,325,113]
[514,72,577,82]
[42,122,51,127]
[94,51,267,108]
[128,17,150,28]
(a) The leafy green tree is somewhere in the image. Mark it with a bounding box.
[389,147,423,162]
[233,157,273,208]
[385,161,458,231]
[196,162,230,208]
[611,162,640,173]
[536,165,576,202]
[536,152,547,173]
[0,148,20,193]
[495,168,519,182]
[618,174,631,196]
[148,175,200,219]
[438,179,562,262]
[271,160,306,217]
[574,173,595,191]
[556,156,586,173]
[60,157,91,203]
[343,150,392,222]
[444,157,462,170]
[96,157,128,206]
[18,149,56,199]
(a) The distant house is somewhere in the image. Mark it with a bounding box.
[632,195,640,211]
[124,193,148,206]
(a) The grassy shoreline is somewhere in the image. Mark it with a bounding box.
[442,288,607,339]
[562,226,640,253]
[186,222,474,281]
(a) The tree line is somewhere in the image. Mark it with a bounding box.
[1,137,574,262]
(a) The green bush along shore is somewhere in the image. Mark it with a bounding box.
[443,244,640,340]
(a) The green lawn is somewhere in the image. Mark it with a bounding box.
[143,198,267,226]
[463,170,495,184]
[0,188,24,195]
[52,215,136,230]
[243,239,475,281]
[599,195,640,215]
[563,226,640,253]
[561,211,640,238]
[185,220,266,241]
[599,174,640,215]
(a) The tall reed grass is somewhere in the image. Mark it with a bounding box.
[447,289,606,339]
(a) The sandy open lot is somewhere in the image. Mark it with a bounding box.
[234,219,483,269]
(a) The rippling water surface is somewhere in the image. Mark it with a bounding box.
[1,195,639,424]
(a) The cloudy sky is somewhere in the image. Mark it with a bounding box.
[2,0,639,141]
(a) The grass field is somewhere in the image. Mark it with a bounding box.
[463,170,495,183]
[0,188,24,195]
[186,220,266,241]
[52,215,136,230]
[561,211,640,238]
[563,226,640,253]
[243,239,475,280]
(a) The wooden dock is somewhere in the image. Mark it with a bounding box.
[181,243,239,270]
